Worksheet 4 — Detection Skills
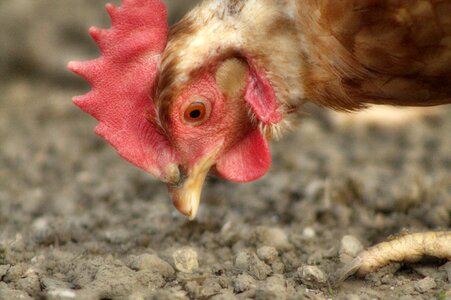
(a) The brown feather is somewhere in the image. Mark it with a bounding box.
[300,0,451,109]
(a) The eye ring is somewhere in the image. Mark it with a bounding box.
[183,99,210,125]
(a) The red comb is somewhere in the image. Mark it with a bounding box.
[68,0,175,179]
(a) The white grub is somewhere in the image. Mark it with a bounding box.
[333,231,451,285]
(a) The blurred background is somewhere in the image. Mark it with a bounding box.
[0,0,200,84]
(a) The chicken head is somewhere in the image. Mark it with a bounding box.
[68,0,282,219]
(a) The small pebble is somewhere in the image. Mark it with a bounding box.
[69,290,99,300]
[441,262,451,283]
[103,229,129,245]
[257,246,278,263]
[414,277,437,293]
[172,248,199,273]
[342,294,361,300]
[136,269,166,289]
[31,218,73,246]
[305,180,324,199]
[339,235,363,263]
[3,263,27,283]
[209,290,237,300]
[200,278,222,298]
[365,263,401,287]
[145,289,188,300]
[15,268,41,296]
[399,296,420,300]
[41,277,77,300]
[0,282,33,300]
[271,261,285,274]
[128,254,175,278]
[235,250,272,280]
[41,277,72,291]
[412,265,447,281]
[254,227,291,250]
[255,275,289,300]
[184,280,202,299]
[233,273,257,293]
[86,261,164,298]
[31,218,56,245]
[0,245,6,265]
[46,289,77,300]
[302,227,316,239]
[297,266,327,285]
[0,265,10,278]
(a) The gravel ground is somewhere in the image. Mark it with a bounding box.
[1,1,450,299]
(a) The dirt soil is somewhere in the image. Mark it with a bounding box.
[0,1,450,299]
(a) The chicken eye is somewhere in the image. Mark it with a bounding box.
[183,101,209,125]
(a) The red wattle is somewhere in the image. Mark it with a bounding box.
[216,128,272,183]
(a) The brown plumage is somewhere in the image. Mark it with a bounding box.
[301,0,451,110]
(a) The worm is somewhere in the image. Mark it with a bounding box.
[333,231,451,285]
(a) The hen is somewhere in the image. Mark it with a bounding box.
[69,0,451,279]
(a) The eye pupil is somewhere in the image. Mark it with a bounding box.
[184,100,209,125]
[189,109,201,119]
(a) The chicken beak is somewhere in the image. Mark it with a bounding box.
[168,150,219,220]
